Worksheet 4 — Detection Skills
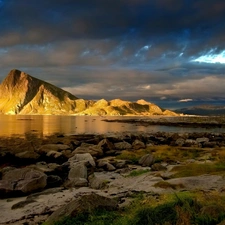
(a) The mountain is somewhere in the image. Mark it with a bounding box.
[176,105,225,116]
[0,69,178,116]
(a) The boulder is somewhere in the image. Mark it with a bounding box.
[97,159,116,171]
[15,150,40,161]
[37,144,71,154]
[97,138,115,152]
[184,139,199,147]
[132,140,146,150]
[72,143,103,157]
[196,137,209,143]
[151,163,167,171]
[175,138,185,146]
[29,162,60,174]
[138,154,155,167]
[65,162,88,188]
[69,153,96,167]
[45,193,118,225]
[68,162,87,180]
[0,168,47,198]
[114,141,132,150]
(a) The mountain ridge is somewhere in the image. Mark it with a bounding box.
[0,69,178,116]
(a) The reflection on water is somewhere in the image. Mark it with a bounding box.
[0,115,224,138]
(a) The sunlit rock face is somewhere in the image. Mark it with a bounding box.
[0,69,79,114]
[0,69,178,116]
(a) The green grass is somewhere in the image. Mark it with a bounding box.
[171,162,225,178]
[45,191,225,225]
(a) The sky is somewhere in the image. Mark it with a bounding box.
[1,0,225,109]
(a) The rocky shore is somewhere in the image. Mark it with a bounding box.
[1,131,225,224]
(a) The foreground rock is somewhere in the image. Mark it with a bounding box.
[45,193,118,225]
[0,168,47,198]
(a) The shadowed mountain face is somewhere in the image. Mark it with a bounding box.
[0,69,177,116]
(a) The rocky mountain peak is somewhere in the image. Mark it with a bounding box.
[0,69,178,116]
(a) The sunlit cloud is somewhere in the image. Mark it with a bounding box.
[192,49,225,64]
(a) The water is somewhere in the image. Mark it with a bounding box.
[0,115,224,138]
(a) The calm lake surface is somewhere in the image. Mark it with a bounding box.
[0,115,225,138]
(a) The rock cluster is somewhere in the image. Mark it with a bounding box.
[1,131,225,224]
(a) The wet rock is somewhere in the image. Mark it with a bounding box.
[45,193,118,225]
[138,154,155,167]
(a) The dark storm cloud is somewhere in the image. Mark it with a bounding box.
[1,0,225,102]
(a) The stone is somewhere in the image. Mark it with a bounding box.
[196,137,209,143]
[151,163,167,171]
[46,150,63,159]
[175,138,185,146]
[97,138,115,152]
[68,162,87,180]
[132,139,146,150]
[37,144,71,154]
[73,143,103,157]
[15,150,40,161]
[114,141,132,150]
[45,193,118,225]
[184,139,199,147]
[29,162,60,174]
[69,153,96,167]
[0,168,47,198]
[97,159,116,171]
[138,154,155,167]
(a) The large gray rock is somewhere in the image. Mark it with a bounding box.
[138,154,155,167]
[68,162,87,180]
[64,162,88,188]
[0,168,47,198]
[69,153,96,167]
[45,193,118,225]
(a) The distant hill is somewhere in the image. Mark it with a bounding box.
[176,105,225,116]
[0,69,178,116]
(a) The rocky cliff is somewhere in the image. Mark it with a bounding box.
[0,69,178,116]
